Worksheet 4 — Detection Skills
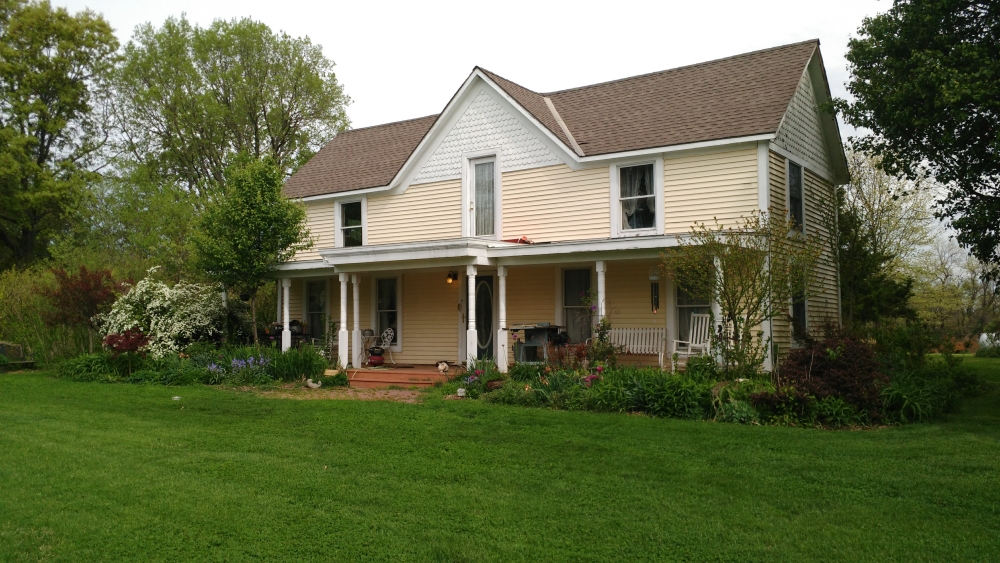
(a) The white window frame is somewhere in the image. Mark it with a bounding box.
[462,149,502,239]
[335,198,368,247]
[370,274,402,353]
[610,157,664,238]
[785,159,806,234]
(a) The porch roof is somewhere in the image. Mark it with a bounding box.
[275,236,680,276]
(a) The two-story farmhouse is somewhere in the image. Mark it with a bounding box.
[275,39,849,372]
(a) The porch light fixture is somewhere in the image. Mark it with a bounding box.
[447,271,458,284]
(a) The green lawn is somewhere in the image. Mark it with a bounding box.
[1,361,999,562]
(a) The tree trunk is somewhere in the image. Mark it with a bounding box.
[251,293,259,347]
[88,328,93,354]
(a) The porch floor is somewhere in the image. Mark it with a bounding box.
[328,364,460,389]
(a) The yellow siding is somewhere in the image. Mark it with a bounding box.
[605,260,665,328]
[293,201,336,261]
[663,145,759,234]
[605,259,667,366]
[393,271,461,364]
[367,179,462,245]
[502,165,610,242]
[766,150,840,356]
[804,169,840,337]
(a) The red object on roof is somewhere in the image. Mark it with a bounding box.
[502,236,534,244]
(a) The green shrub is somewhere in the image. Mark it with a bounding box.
[880,356,975,423]
[315,373,348,387]
[749,387,817,426]
[682,354,720,383]
[270,345,327,382]
[976,345,1000,358]
[508,362,544,382]
[715,399,759,424]
[57,353,118,382]
[483,380,542,407]
[816,397,861,427]
[0,353,8,367]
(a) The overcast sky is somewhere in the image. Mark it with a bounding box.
[57,0,886,135]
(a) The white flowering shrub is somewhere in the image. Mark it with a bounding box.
[100,269,226,358]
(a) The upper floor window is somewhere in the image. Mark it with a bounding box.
[788,161,804,233]
[472,158,495,237]
[341,201,362,247]
[619,164,656,230]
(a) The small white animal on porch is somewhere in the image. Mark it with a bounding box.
[436,361,450,373]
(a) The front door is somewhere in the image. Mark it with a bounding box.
[468,275,494,360]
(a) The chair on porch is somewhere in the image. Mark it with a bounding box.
[379,328,395,365]
[672,313,711,359]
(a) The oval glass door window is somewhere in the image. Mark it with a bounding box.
[475,278,494,358]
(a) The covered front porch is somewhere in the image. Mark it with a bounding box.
[274,237,717,371]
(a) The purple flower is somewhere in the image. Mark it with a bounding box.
[465,375,479,384]
[590,305,597,311]
[475,369,483,376]
[208,363,222,373]
[596,366,604,373]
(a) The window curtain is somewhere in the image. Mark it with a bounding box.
[475,162,494,236]
[620,165,655,227]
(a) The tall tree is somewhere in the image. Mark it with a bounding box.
[53,164,200,282]
[835,150,935,328]
[839,0,1000,270]
[192,156,311,346]
[113,16,350,197]
[0,0,118,268]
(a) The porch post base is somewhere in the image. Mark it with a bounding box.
[281,330,291,352]
[338,329,349,369]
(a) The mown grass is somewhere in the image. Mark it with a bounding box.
[1,360,999,562]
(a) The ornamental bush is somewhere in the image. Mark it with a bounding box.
[100,269,226,358]
[778,338,887,422]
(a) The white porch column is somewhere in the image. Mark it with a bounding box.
[665,276,678,370]
[497,266,508,373]
[281,279,291,352]
[275,280,282,329]
[338,273,349,369]
[351,274,362,367]
[595,261,607,322]
[466,265,477,364]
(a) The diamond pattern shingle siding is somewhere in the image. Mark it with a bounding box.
[413,88,561,183]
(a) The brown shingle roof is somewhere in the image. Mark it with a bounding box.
[283,114,438,198]
[488,40,818,157]
[285,40,820,198]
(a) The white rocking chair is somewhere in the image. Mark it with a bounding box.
[380,328,395,365]
[672,313,711,358]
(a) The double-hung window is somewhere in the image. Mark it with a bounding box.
[341,201,363,247]
[619,163,656,231]
[788,162,804,233]
[471,158,496,237]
